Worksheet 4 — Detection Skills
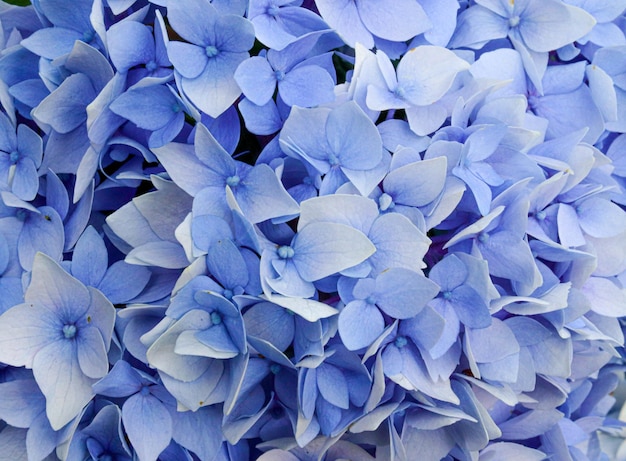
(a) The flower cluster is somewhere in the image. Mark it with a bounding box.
[0,0,626,459]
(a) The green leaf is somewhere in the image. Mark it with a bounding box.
[4,0,31,5]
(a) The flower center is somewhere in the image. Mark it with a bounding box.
[211,312,222,325]
[274,70,285,82]
[378,193,395,212]
[270,364,281,374]
[146,60,158,72]
[509,15,520,28]
[327,152,340,166]
[226,175,240,187]
[535,210,546,221]
[442,291,453,300]
[223,288,233,300]
[16,209,27,221]
[277,245,294,259]
[205,45,220,58]
[63,324,77,339]
[394,86,406,99]
[365,296,376,305]
[395,336,408,348]
[82,29,95,42]
[9,150,19,164]
[267,5,279,16]
[478,232,489,243]
[140,385,150,396]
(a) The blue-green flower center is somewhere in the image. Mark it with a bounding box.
[140,385,150,396]
[379,193,395,212]
[9,150,19,164]
[267,5,279,16]
[365,296,376,305]
[63,324,77,339]
[146,60,158,72]
[274,70,285,81]
[205,45,220,58]
[223,288,233,300]
[82,29,95,42]
[270,364,281,375]
[535,210,546,221]
[277,245,294,259]
[226,175,240,187]
[395,336,408,348]
[394,86,406,99]
[327,152,340,166]
[478,232,489,243]
[442,291,453,300]
[509,15,520,28]
[211,312,222,325]
[16,209,27,222]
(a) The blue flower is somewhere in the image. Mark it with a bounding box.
[235,31,336,108]
[315,0,431,49]
[279,101,384,196]
[0,252,115,430]
[450,0,595,90]
[93,360,176,461]
[0,113,42,201]
[109,84,187,148]
[21,0,102,60]
[166,0,255,117]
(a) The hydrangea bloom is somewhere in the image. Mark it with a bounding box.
[0,0,625,460]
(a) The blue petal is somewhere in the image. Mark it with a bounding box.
[168,42,209,79]
[383,157,447,207]
[367,213,430,275]
[25,251,90,316]
[125,241,189,269]
[92,360,143,398]
[151,142,216,196]
[45,170,69,220]
[338,300,384,350]
[110,85,180,131]
[449,285,491,329]
[279,65,335,107]
[234,56,276,106]
[122,393,173,461]
[317,363,349,409]
[466,318,519,364]
[33,73,94,134]
[33,340,95,430]
[397,45,469,106]
[375,268,439,319]
[238,98,284,135]
[99,261,152,305]
[325,101,382,171]
[315,0,373,48]
[21,27,84,60]
[71,226,107,287]
[477,231,539,286]
[293,222,376,282]
[171,405,223,460]
[107,20,154,71]
[0,379,45,428]
[180,51,248,118]
[517,0,595,53]
[234,164,300,223]
[243,302,294,352]
[166,0,217,45]
[207,238,248,289]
